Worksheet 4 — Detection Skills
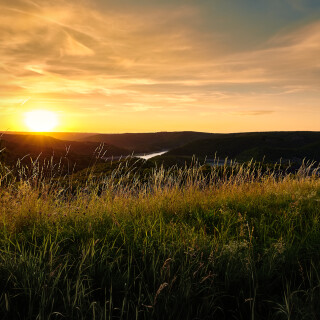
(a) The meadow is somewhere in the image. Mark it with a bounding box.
[0,156,320,319]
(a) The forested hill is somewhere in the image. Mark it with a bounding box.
[81,131,216,153]
[2,131,320,165]
[0,134,130,170]
[0,131,94,141]
[166,131,320,162]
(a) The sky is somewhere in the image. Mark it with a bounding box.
[0,0,320,133]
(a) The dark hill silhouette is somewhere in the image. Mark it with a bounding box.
[81,131,216,153]
[166,131,320,162]
[1,134,129,156]
[40,132,95,141]
[2,131,320,169]
[0,134,130,171]
[0,131,96,141]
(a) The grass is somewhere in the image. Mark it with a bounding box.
[0,156,320,319]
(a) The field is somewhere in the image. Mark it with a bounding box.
[1,157,320,319]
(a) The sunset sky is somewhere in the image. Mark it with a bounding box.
[1,0,320,133]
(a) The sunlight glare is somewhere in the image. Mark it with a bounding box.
[25,110,58,132]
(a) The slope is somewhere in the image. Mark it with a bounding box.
[81,131,216,153]
[166,131,320,162]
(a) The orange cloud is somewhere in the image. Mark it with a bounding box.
[0,0,319,133]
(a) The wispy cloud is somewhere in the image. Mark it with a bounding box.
[0,0,319,132]
[229,110,275,116]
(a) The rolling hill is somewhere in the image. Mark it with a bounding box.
[81,131,216,153]
[0,131,94,141]
[166,131,320,163]
[0,134,130,171]
[2,131,320,168]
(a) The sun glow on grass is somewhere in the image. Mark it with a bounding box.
[25,110,58,132]
[0,157,320,318]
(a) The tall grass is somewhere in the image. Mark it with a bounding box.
[0,155,320,319]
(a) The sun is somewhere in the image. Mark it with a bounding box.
[25,110,58,132]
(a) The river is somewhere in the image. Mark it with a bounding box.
[137,150,168,160]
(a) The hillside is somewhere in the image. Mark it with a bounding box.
[166,131,320,162]
[40,132,95,141]
[81,131,216,153]
[0,134,130,171]
[0,131,94,141]
[1,134,129,156]
[1,159,320,319]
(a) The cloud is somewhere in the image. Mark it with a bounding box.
[229,110,275,116]
[0,0,319,132]
[222,21,320,86]
[60,34,95,57]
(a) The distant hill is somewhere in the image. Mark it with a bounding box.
[166,131,320,163]
[2,131,320,170]
[0,131,95,141]
[0,134,130,171]
[81,131,216,153]
[41,132,95,141]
